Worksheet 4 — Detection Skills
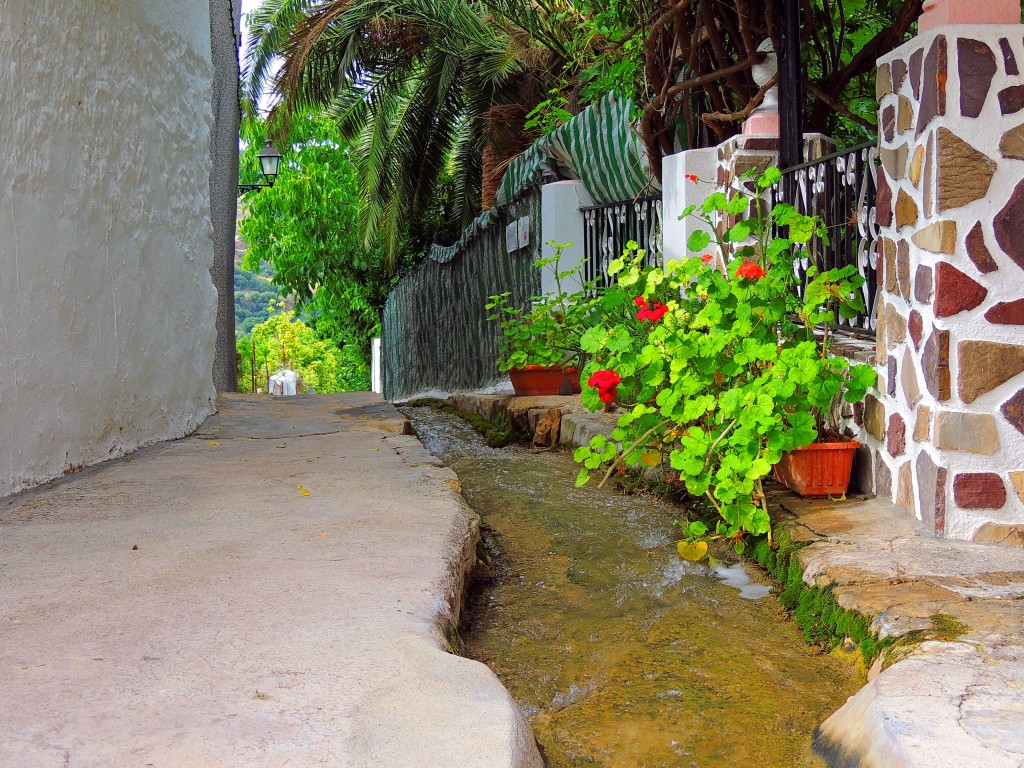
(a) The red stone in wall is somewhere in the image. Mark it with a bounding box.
[953,472,1007,509]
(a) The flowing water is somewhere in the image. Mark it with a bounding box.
[407,408,861,768]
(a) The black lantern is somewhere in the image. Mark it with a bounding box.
[239,140,284,194]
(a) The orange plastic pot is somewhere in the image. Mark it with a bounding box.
[509,365,582,397]
[773,440,860,498]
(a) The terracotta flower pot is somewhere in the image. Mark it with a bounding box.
[509,365,582,397]
[773,440,860,498]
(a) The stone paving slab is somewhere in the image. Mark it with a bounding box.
[0,393,541,768]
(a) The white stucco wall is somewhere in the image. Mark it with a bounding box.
[540,181,594,295]
[0,0,219,496]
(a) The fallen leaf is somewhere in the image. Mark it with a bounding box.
[208,441,220,446]
[677,540,708,562]
[276,444,287,449]
[297,484,303,489]
[371,448,380,452]
[300,490,310,497]
[318,532,327,537]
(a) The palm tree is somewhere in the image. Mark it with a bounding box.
[243,0,572,270]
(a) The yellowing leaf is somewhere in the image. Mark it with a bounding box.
[640,450,661,468]
[677,540,709,562]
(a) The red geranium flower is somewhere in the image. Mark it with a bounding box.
[635,298,670,322]
[588,369,621,403]
[736,261,767,279]
[685,174,699,183]
[700,253,713,264]
[634,295,647,308]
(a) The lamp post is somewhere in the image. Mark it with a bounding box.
[239,140,283,194]
[777,0,803,172]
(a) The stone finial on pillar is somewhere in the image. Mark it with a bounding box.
[743,40,781,136]
[919,0,1021,33]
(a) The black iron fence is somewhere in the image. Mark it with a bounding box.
[769,141,880,337]
[580,196,664,287]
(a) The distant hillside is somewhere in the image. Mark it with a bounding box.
[234,210,290,334]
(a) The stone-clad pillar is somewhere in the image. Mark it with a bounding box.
[873,15,1024,543]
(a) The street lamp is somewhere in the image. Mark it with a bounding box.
[239,140,283,194]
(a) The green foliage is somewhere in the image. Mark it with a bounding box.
[486,242,602,371]
[239,114,399,359]
[237,302,369,393]
[572,173,874,556]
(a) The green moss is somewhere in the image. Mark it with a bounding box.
[746,531,895,666]
[444,407,519,447]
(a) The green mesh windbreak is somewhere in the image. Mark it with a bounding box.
[382,91,659,401]
[496,91,658,206]
[383,191,541,401]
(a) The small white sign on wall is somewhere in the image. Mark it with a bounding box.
[505,221,520,253]
[517,215,531,250]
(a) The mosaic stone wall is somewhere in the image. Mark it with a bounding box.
[868,26,1024,543]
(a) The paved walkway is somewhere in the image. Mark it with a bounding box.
[0,394,541,768]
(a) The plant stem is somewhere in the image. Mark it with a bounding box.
[597,418,673,489]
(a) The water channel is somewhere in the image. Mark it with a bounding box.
[407,407,861,767]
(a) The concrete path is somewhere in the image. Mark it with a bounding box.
[0,394,542,768]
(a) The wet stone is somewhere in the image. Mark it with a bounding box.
[999,124,1024,159]
[914,265,934,303]
[897,96,915,134]
[896,188,919,229]
[998,85,1024,115]
[986,299,1024,325]
[888,356,898,396]
[953,473,1007,510]
[1001,387,1024,436]
[875,452,894,498]
[936,128,996,212]
[909,144,925,187]
[912,220,956,254]
[897,241,911,300]
[877,170,893,228]
[914,405,932,442]
[934,412,1000,454]
[966,221,999,274]
[923,328,951,401]
[924,134,934,216]
[896,461,914,512]
[902,347,922,407]
[910,48,923,100]
[909,309,924,350]
[882,143,910,182]
[916,450,947,536]
[957,341,1024,404]
[877,62,893,101]
[1001,38,1019,75]
[883,238,898,293]
[893,59,908,92]
[973,523,1024,546]
[882,105,897,142]
[958,39,997,118]
[917,35,947,135]
[864,393,887,442]
[888,412,907,457]
[934,262,988,318]
[1010,471,1024,503]
[994,179,1024,272]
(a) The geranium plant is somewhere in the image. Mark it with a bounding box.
[486,241,601,372]
[573,170,875,558]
